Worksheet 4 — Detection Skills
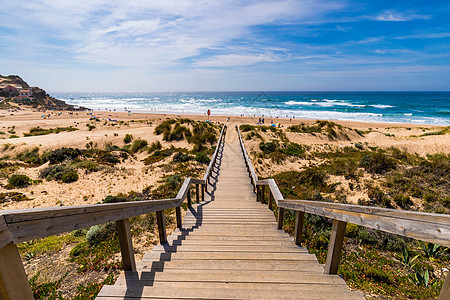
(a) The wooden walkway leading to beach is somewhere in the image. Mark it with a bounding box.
[97,127,363,299]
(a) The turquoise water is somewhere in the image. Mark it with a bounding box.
[52,91,450,125]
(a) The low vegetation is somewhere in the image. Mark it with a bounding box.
[243,122,449,298]
[24,126,78,137]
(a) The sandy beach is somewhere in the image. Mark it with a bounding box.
[0,108,448,211]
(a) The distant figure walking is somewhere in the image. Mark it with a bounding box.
[207,109,211,121]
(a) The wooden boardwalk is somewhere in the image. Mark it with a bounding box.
[97,126,363,299]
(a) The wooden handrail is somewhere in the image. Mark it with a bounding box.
[236,125,450,299]
[203,124,227,190]
[0,123,226,300]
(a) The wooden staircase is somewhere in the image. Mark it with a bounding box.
[97,126,364,299]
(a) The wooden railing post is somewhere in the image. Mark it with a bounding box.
[324,219,347,275]
[187,187,192,208]
[261,185,266,204]
[201,184,205,201]
[294,211,305,245]
[156,210,167,244]
[277,207,284,230]
[0,243,34,300]
[439,273,450,300]
[116,218,136,271]
[196,184,200,203]
[268,192,273,210]
[175,206,182,228]
[256,185,260,202]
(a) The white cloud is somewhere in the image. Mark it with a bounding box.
[193,52,287,67]
[1,0,343,69]
[373,10,430,22]
[394,32,450,40]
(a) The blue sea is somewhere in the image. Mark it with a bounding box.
[52,91,450,126]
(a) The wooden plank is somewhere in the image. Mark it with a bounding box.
[324,220,347,275]
[0,243,33,300]
[268,178,284,204]
[279,200,450,247]
[3,198,180,224]
[98,284,364,299]
[196,184,199,203]
[0,216,12,249]
[295,211,305,245]
[268,192,273,210]
[136,259,324,272]
[151,244,307,253]
[288,199,450,224]
[175,178,191,202]
[143,251,317,261]
[114,269,347,285]
[6,199,181,244]
[278,207,285,230]
[175,206,182,228]
[156,211,167,244]
[116,218,136,272]
[201,183,205,201]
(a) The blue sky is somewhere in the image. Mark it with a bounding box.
[0,0,449,92]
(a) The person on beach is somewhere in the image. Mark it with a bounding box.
[207,109,211,121]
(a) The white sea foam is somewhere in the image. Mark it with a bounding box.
[370,104,395,109]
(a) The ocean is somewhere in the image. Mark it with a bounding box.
[52,91,450,126]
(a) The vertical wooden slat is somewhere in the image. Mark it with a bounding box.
[156,210,167,244]
[0,243,33,300]
[201,184,205,201]
[294,211,305,245]
[277,207,284,230]
[324,219,347,275]
[187,188,192,208]
[268,192,273,210]
[256,186,260,202]
[261,185,266,204]
[196,184,200,203]
[439,273,450,300]
[116,218,136,271]
[175,206,182,229]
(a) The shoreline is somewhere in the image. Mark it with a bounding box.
[1,107,449,129]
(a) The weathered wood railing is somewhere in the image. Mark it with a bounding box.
[0,124,226,300]
[236,125,450,299]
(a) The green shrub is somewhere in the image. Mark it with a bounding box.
[130,139,148,153]
[166,175,181,189]
[8,174,31,188]
[102,195,128,203]
[358,228,377,245]
[86,226,101,245]
[24,126,78,137]
[393,194,413,209]
[365,267,393,284]
[73,160,99,172]
[40,164,78,182]
[195,152,210,164]
[259,141,278,153]
[148,140,162,153]
[173,151,191,162]
[44,147,81,164]
[283,142,305,157]
[240,124,255,132]
[360,152,396,174]
[123,134,133,144]
[61,170,79,183]
[16,147,42,164]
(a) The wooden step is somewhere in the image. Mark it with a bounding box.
[98,284,364,299]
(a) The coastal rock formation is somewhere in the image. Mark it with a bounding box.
[0,75,86,111]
